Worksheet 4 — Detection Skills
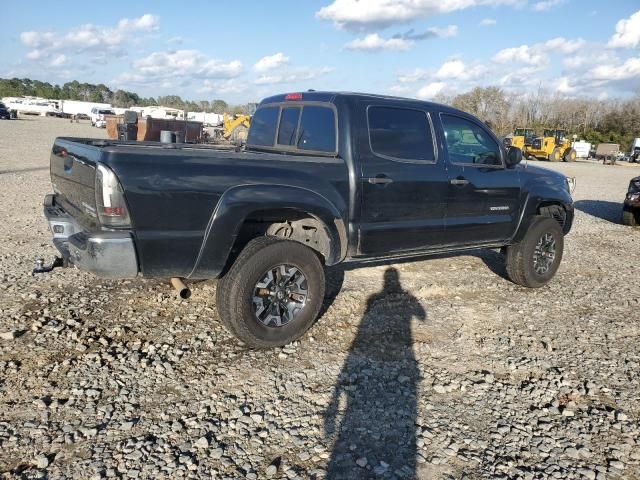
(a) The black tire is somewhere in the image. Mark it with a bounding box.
[548,148,561,162]
[563,148,577,162]
[505,216,564,288]
[622,206,639,227]
[216,236,325,348]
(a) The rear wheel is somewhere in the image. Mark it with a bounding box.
[216,237,325,348]
[548,148,561,162]
[505,216,564,288]
[622,206,639,226]
[563,148,577,162]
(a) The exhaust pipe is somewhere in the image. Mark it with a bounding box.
[170,277,191,299]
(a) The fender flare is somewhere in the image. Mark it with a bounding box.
[188,184,348,278]
[512,191,573,243]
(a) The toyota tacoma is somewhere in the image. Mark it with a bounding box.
[38,91,575,347]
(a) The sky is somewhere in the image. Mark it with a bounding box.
[2,0,640,104]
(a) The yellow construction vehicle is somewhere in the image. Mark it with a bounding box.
[223,113,251,145]
[526,128,577,162]
[511,128,536,151]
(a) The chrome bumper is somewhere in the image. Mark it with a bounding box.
[44,201,138,278]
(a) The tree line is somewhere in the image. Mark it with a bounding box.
[3,77,639,148]
[0,77,253,114]
[437,86,640,150]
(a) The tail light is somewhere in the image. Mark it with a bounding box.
[95,164,131,228]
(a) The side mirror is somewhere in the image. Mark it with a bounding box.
[506,146,522,167]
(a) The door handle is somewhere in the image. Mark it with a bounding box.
[366,175,393,185]
[450,178,469,186]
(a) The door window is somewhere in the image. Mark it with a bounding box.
[368,106,435,162]
[441,114,502,166]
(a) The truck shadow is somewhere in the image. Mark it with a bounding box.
[324,267,425,479]
[574,200,622,224]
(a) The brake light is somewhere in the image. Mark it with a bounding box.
[285,93,302,101]
[95,164,131,228]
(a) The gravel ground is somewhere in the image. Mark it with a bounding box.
[1,116,640,480]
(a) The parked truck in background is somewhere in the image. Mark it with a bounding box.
[38,91,575,348]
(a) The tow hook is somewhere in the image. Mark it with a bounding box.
[32,256,65,275]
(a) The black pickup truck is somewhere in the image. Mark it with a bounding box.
[40,91,575,347]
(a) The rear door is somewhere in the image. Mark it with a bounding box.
[437,112,521,245]
[357,103,448,255]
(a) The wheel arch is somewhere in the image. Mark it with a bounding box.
[188,184,348,279]
[512,194,573,242]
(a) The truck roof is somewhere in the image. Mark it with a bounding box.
[259,90,454,112]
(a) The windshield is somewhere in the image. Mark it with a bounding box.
[514,128,534,136]
[99,110,115,115]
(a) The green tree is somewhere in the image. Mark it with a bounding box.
[211,99,228,114]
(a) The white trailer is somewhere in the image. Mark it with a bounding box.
[186,111,223,127]
[60,100,112,119]
[571,140,591,158]
[1,96,61,116]
[142,106,183,119]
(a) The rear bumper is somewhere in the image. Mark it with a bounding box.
[44,200,138,278]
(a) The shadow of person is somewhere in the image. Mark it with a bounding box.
[324,267,426,479]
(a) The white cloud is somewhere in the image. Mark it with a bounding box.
[397,68,430,83]
[117,14,159,31]
[253,52,290,72]
[316,0,520,31]
[590,56,640,81]
[493,37,585,65]
[416,81,445,99]
[544,37,585,54]
[479,18,497,26]
[428,25,458,38]
[498,65,546,88]
[388,84,414,95]
[555,76,574,94]
[134,50,243,79]
[50,54,67,67]
[608,10,640,49]
[254,67,334,85]
[199,79,248,95]
[531,0,565,12]
[20,14,159,63]
[435,59,465,79]
[345,33,413,51]
[493,45,544,65]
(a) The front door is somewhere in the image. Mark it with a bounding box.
[358,105,449,255]
[438,112,521,246]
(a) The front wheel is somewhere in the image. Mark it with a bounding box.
[505,216,564,288]
[563,148,577,162]
[216,237,325,348]
[548,148,561,162]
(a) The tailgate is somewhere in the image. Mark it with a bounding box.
[50,138,104,230]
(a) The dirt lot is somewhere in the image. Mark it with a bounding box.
[1,116,640,480]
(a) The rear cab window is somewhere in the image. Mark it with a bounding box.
[247,102,337,155]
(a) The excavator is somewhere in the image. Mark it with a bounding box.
[223,113,251,145]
